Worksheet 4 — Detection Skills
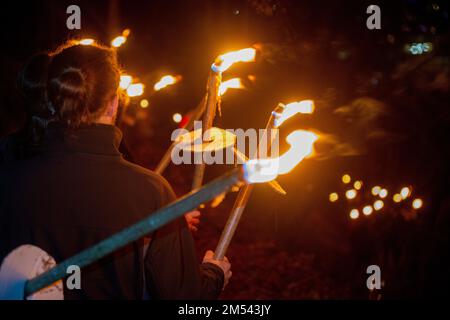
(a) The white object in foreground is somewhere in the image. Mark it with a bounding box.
[0,245,63,300]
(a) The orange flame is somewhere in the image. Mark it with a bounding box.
[154,75,181,91]
[273,100,315,127]
[244,130,318,183]
[214,48,256,73]
[218,78,244,96]
[111,36,127,48]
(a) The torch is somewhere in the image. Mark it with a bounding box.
[155,77,245,175]
[191,48,256,190]
[0,129,316,299]
[214,100,316,260]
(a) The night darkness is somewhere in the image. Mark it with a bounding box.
[0,0,449,303]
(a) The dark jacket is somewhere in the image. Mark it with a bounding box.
[0,124,223,299]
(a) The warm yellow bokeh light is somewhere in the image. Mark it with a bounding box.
[350,209,359,219]
[342,174,351,184]
[400,187,411,199]
[371,186,381,196]
[119,75,133,90]
[173,113,182,123]
[412,198,423,209]
[379,189,388,198]
[127,83,144,97]
[329,192,339,202]
[363,205,373,216]
[374,200,384,211]
[346,189,357,200]
[393,193,402,203]
[353,180,363,190]
[140,99,149,108]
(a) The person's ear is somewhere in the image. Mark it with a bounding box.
[105,95,119,118]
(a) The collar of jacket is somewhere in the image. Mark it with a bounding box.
[43,123,123,156]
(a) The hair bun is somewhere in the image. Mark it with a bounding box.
[48,67,88,126]
[53,67,87,99]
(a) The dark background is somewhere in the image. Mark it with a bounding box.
[1,0,449,299]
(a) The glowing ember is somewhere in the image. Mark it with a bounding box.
[173,113,182,123]
[400,187,411,199]
[379,188,388,198]
[127,83,144,97]
[342,174,351,184]
[372,186,381,196]
[329,192,339,202]
[243,130,317,183]
[111,36,127,48]
[345,189,357,199]
[374,200,384,210]
[393,193,402,203]
[412,198,423,209]
[353,180,363,190]
[219,78,243,96]
[350,209,359,219]
[154,75,181,91]
[363,205,373,216]
[140,99,149,108]
[79,38,94,46]
[214,48,256,73]
[122,29,131,37]
[119,75,133,90]
[273,100,314,128]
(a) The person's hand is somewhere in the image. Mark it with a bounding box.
[185,210,201,232]
[203,250,232,289]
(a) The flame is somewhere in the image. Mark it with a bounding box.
[127,83,144,97]
[219,78,243,96]
[154,75,181,91]
[119,75,133,90]
[111,36,127,48]
[244,130,318,183]
[214,48,256,73]
[122,29,131,37]
[79,39,94,46]
[273,100,315,127]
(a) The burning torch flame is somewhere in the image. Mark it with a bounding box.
[127,83,144,97]
[111,29,130,48]
[111,36,127,48]
[154,75,181,91]
[119,75,133,90]
[213,48,256,73]
[79,39,94,46]
[219,78,244,96]
[244,130,318,183]
[273,100,315,128]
